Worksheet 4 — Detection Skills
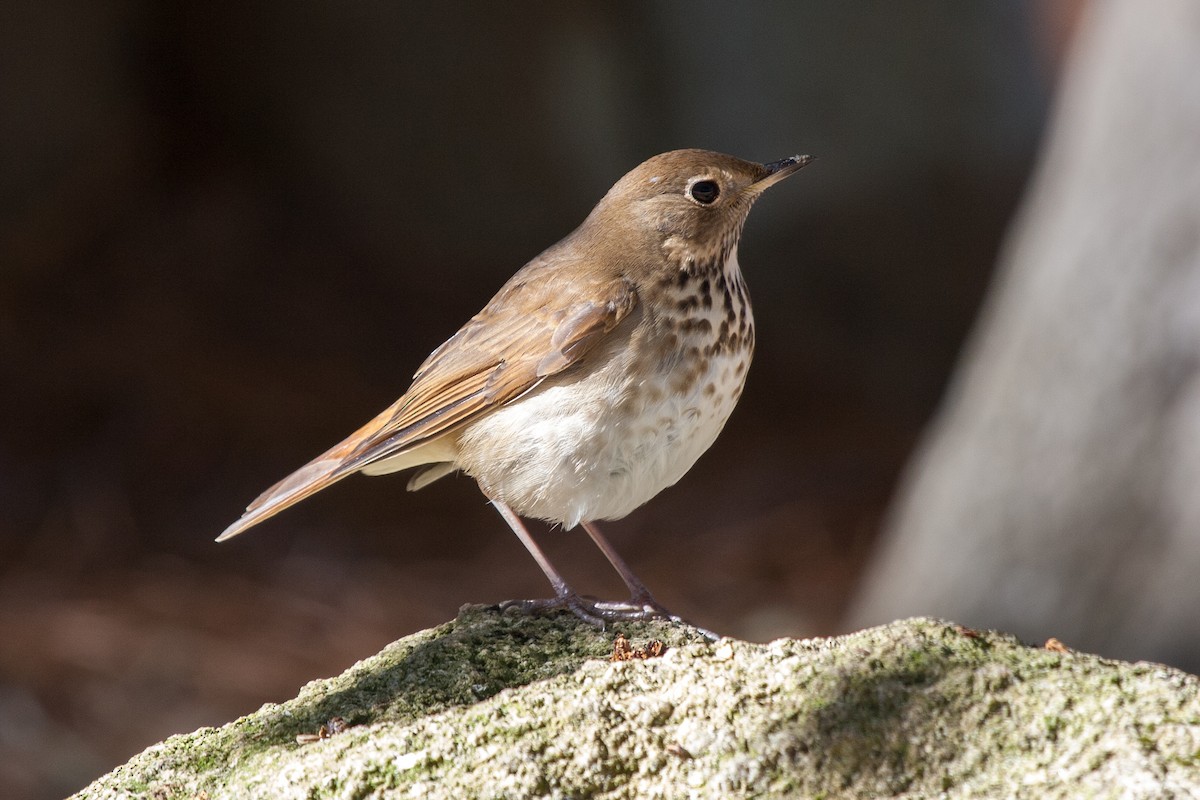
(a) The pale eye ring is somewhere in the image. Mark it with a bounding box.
[688,179,720,205]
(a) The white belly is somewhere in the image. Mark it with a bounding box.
[455,341,749,527]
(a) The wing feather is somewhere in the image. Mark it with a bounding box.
[217,273,637,541]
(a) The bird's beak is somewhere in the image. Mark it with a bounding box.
[756,154,815,189]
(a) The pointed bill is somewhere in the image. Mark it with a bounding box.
[755,154,814,190]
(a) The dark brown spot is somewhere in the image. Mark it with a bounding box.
[671,371,698,394]
[703,382,716,396]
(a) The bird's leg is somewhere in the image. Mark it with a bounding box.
[490,501,713,635]
[580,520,683,623]
[490,500,606,627]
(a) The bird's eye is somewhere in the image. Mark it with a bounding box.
[688,180,720,205]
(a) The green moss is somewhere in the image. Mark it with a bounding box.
[74,614,1200,800]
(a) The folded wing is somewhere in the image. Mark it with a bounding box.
[216,274,637,541]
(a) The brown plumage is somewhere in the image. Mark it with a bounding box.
[219,149,812,626]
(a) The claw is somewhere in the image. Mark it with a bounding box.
[498,593,607,628]
[498,592,719,640]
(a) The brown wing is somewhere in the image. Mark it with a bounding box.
[216,274,637,541]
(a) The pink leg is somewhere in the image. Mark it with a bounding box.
[580,520,658,605]
[493,500,573,598]
[491,501,709,633]
[581,520,684,622]
[491,500,604,626]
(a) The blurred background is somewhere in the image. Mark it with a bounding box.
[12,0,1200,797]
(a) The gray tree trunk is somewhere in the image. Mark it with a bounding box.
[851,0,1200,671]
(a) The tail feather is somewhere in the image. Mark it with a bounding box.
[216,409,462,542]
[216,456,356,541]
[217,395,416,542]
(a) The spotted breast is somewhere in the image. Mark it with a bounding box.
[453,246,753,528]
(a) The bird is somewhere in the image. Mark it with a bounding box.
[218,148,812,626]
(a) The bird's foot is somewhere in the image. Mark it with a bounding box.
[590,594,719,640]
[498,593,608,628]
[590,593,679,622]
[500,592,718,640]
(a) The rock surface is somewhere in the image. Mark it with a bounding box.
[76,609,1200,799]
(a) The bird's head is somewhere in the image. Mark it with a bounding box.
[585,149,812,270]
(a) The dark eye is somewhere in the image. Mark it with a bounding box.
[688,180,720,205]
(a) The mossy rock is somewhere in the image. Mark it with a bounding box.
[75,609,1200,798]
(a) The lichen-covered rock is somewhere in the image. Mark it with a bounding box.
[75,610,1200,799]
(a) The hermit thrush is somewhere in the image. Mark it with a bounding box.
[219,149,812,626]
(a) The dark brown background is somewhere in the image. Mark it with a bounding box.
[1,2,1077,797]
